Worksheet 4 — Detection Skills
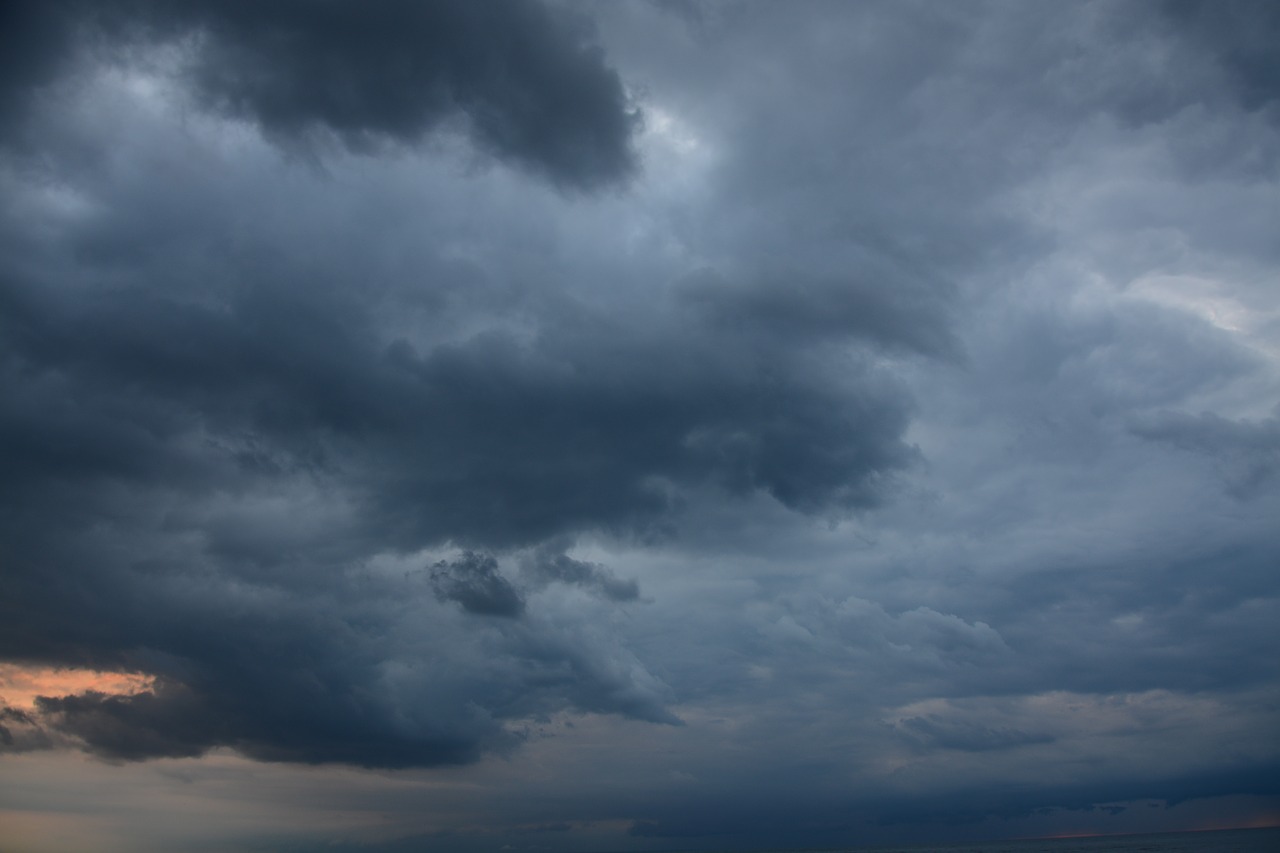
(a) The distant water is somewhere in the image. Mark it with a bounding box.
[812,827,1280,853]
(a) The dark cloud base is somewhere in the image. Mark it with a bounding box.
[0,242,915,764]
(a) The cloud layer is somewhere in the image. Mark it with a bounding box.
[1,1,1278,851]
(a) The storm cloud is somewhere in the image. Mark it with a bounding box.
[1,2,1278,851]
[0,0,638,187]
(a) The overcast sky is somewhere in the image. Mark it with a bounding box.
[1,2,1279,851]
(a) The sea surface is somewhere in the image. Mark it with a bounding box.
[753,827,1280,853]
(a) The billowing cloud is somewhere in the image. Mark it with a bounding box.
[1,1,1279,851]
[0,0,638,188]
[521,543,640,602]
[431,552,525,618]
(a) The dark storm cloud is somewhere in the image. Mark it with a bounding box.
[431,552,525,618]
[1162,0,1280,112]
[0,266,915,550]
[0,555,519,766]
[0,705,53,753]
[370,321,914,546]
[0,1,79,129]
[3,1,1279,846]
[35,682,236,763]
[0,45,917,766]
[8,536,684,763]
[34,676,489,767]
[522,544,640,602]
[0,0,638,188]
[0,260,913,763]
[2,525,672,765]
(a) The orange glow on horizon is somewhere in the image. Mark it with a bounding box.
[0,663,155,708]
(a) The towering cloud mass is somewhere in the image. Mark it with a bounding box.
[1,2,1278,852]
[0,0,918,771]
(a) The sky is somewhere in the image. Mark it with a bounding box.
[1,1,1278,851]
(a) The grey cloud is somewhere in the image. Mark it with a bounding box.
[1130,408,1280,497]
[1,0,638,189]
[511,627,680,725]
[609,769,1280,847]
[5,573,523,767]
[34,677,492,767]
[36,682,233,763]
[755,595,1012,678]
[892,714,1055,753]
[0,705,54,753]
[522,545,640,602]
[0,1,79,129]
[0,266,916,551]
[0,64,917,767]
[369,320,916,544]
[597,750,1280,848]
[431,552,525,618]
[10,554,678,765]
[2,0,1279,845]
[677,263,959,359]
[1162,0,1280,113]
